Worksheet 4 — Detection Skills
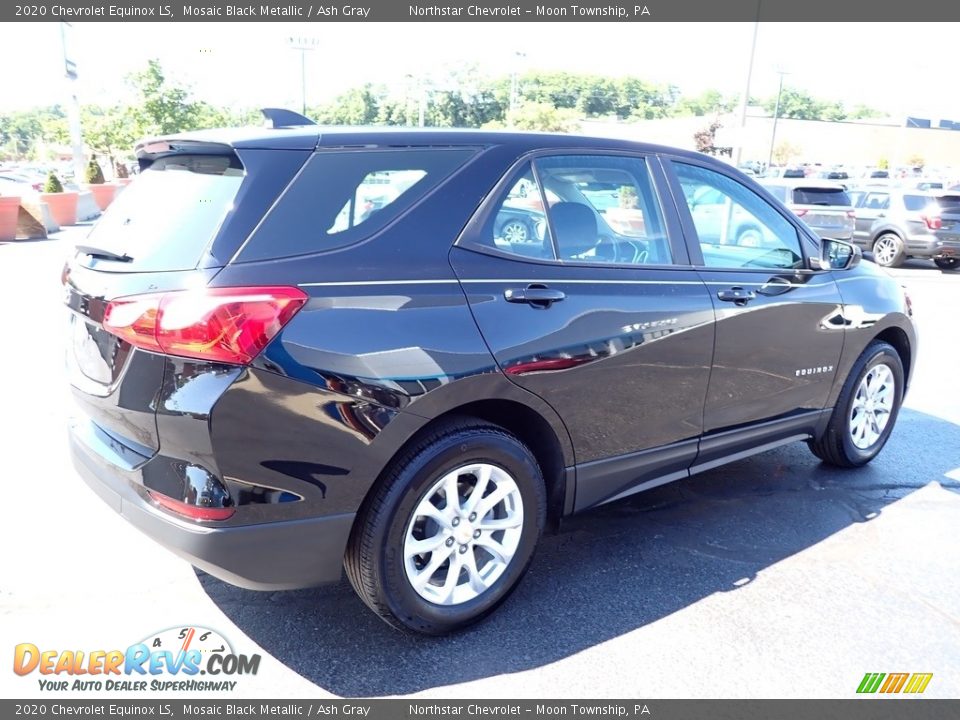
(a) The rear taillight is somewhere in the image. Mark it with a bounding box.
[148,491,235,521]
[794,209,808,217]
[846,210,856,219]
[103,286,307,364]
[922,214,942,230]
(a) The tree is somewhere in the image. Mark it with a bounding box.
[773,140,802,166]
[500,102,581,133]
[126,59,202,136]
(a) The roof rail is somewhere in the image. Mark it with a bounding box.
[260,108,317,129]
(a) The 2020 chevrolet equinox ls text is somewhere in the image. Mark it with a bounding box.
[65,111,915,634]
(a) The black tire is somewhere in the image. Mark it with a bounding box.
[934,257,960,270]
[871,233,906,268]
[809,341,904,468]
[344,419,546,635]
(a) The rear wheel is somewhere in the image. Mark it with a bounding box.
[809,341,904,467]
[871,233,906,268]
[934,257,960,270]
[345,420,545,635]
[501,219,531,243]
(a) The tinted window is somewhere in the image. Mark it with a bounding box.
[792,187,852,206]
[483,164,555,260]
[675,162,804,270]
[81,153,244,272]
[534,154,671,265]
[936,194,960,211]
[862,192,890,210]
[239,148,475,261]
[903,194,935,212]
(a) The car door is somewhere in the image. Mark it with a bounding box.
[450,153,716,511]
[663,158,845,471]
[853,190,891,247]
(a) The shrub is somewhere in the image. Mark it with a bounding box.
[44,172,64,194]
[619,185,639,209]
[114,161,129,179]
[84,157,105,185]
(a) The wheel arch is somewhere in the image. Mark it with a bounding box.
[873,325,912,387]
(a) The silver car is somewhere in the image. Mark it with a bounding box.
[761,179,855,241]
[847,188,947,268]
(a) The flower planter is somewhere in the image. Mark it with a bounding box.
[87,183,116,211]
[114,177,133,187]
[0,196,21,241]
[40,191,79,227]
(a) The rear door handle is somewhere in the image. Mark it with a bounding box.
[716,286,756,305]
[504,285,566,307]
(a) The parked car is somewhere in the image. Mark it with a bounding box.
[930,191,960,270]
[849,187,949,268]
[761,179,855,240]
[65,116,916,634]
[0,172,42,194]
[495,204,545,246]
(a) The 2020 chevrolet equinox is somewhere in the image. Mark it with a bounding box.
[65,111,915,634]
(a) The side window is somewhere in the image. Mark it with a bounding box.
[674,162,804,270]
[863,192,890,210]
[534,154,671,265]
[238,148,475,262]
[484,164,556,260]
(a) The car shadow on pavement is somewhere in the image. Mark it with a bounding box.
[198,407,960,696]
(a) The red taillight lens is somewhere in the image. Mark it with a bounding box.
[148,491,235,521]
[794,209,808,217]
[846,210,856,219]
[103,286,307,364]
[922,214,942,230]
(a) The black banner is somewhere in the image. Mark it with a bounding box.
[5,0,960,22]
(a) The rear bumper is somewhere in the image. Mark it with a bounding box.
[904,233,957,258]
[69,422,354,591]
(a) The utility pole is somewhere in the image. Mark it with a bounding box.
[287,36,319,116]
[767,69,790,171]
[60,22,85,182]
[509,51,527,121]
[733,19,759,168]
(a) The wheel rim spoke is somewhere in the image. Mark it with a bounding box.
[849,363,896,449]
[403,462,524,606]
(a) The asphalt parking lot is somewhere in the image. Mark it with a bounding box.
[1,227,958,699]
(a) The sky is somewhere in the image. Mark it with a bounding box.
[0,22,955,120]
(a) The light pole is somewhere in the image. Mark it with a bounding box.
[767,69,790,171]
[733,19,759,168]
[509,51,527,120]
[60,22,85,182]
[287,36,319,116]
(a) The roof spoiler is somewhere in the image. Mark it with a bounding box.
[260,108,317,129]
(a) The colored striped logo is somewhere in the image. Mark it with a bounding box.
[857,672,933,694]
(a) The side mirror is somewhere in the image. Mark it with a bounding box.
[812,237,861,271]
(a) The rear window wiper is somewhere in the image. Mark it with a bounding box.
[75,245,133,263]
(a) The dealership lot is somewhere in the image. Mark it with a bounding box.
[1,227,958,698]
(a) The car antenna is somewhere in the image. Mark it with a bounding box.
[260,108,317,129]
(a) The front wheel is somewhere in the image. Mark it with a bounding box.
[809,341,904,467]
[345,420,546,635]
[934,257,960,270]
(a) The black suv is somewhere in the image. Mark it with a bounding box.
[66,113,916,634]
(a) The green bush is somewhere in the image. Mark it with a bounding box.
[84,157,105,185]
[43,171,64,194]
[619,185,639,209]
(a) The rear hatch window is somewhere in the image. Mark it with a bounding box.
[791,187,851,207]
[79,153,243,272]
[935,194,960,212]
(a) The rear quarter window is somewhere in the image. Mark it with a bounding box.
[237,148,476,262]
[903,194,935,212]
